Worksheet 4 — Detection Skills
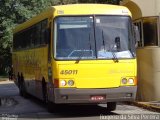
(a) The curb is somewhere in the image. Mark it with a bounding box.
[127,101,160,113]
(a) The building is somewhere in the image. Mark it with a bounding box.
[121,0,160,101]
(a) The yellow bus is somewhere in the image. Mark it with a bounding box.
[12,4,137,112]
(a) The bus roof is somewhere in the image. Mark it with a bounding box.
[53,4,131,16]
[13,4,131,33]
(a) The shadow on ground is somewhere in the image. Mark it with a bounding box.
[18,95,118,119]
[0,81,118,119]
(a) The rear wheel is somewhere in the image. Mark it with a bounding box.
[19,83,23,96]
[18,75,23,96]
[107,102,117,111]
[19,75,28,98]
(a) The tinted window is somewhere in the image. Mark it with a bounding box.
[13,19,48,51]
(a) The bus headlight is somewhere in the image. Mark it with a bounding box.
[128,78,134,84]
[68,80,74,86]
[121,78,127,84]
[60,80,67,86]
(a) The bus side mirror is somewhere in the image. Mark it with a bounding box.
[134,25,140,47]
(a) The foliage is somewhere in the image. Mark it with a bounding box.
[0,0,121,75]
[0,0,54,75]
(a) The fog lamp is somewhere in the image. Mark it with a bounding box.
[122,78,127,84]
[68,80,74,86]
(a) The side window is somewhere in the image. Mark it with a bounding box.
[27,27,32,48]
[13,34,18,50]
[41,20,48,45]
[22,31,27,48]
[13,19,49,50]
[16,33,21,50]
[31,26,36,47]
[35,23,41,47]
[18,32,23,49]
[24,28,30,48]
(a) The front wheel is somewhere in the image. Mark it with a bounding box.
[42,78,48,103]
[47,101,65,113]
[107,102,117,111]
[47,101,58,113]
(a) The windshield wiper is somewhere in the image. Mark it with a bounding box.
[75,50,84,64]
[102,30,119,62]
[89,33,92,51]
[111,50,119,63]
[102,30,106,51]
[75,33,94,64]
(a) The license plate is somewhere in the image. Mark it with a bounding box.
[90,95,105,101]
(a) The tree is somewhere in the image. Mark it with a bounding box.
[0,0,121,75]
[0,0,54,75]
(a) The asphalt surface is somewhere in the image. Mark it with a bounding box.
[0,80,159,120]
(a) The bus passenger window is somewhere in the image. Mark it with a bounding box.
[35,23,41,47]
[41,20,48,45]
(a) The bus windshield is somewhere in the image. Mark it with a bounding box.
[54,16,135,60]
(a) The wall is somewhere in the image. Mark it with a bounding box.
[121,0,159,19]
[137,48,160,101]
[121,0,160,101]
[156,0,160,15]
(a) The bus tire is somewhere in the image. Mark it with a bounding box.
[17,74,20,88]
[42,78,47,103]
[18,75,23,96]
[47,101,57,113]
[107,102,117,111]
[20,75,28,98]
[19,83,23,96]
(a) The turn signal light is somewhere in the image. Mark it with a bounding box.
[54,79,59,88]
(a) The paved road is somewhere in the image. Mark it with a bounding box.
[0,81,159,120]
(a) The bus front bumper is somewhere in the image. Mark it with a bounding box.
[53,86,137,104]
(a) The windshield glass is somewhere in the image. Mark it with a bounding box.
[95,16,134,59]
[54,16,135,60]
[55,16,96,59]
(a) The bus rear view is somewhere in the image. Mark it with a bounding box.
[50,4,137,111]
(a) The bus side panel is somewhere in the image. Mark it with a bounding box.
[26,46,48,100]
[12,46,48,100]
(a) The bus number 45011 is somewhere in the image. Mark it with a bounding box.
[60,70,78,75]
